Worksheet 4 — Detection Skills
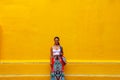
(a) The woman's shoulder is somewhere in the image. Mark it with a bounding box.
[51,45,63,49]
[60,45,63,48]
[59,46,63,51]
[50,46,55,49]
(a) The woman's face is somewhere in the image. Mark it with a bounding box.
[54,38,59,45]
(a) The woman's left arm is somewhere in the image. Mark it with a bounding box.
[60,46,63,56]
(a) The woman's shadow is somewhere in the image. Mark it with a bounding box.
[0,25,3,60]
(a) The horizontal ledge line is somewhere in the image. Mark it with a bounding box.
[0,74,120,77]
[1,62,120,64]
[1,60,120,64]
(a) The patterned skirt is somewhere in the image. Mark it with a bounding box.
[50,56,65,80]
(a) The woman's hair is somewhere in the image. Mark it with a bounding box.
[54,36,60,45]
[54,36,60,41]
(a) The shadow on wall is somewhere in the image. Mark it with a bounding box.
[0,25,3,60]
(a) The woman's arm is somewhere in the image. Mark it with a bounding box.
[60,46,66,65]
[60,46,64,56]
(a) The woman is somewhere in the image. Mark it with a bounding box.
[50,36,66,80]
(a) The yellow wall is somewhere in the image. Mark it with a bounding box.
[0,0,120,60]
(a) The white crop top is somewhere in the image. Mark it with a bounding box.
[52,46,61,56]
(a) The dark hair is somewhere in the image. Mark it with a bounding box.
[54,36,60,41]
[54,36,60,45]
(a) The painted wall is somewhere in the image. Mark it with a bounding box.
[0,0,120,60]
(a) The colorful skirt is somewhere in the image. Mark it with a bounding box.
[51,56,65,80]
